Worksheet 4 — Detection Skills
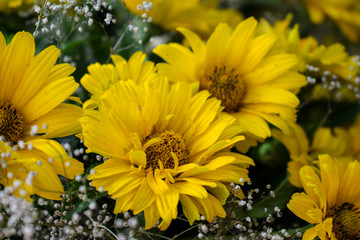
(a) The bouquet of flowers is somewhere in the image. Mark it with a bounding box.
[0,0,359,239]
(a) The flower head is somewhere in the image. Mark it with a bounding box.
[258,14,360,102]
[81,78,254,229]
[154,18,307,152]
[272,122,352,187]
[81,51,158,109]
[124,0,243,39]
[0,31,83,199]
[288,154,360,239]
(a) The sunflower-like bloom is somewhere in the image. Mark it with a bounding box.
[258,14,360,101]
[0,31,83,200]
[81,51,158,109]
[301,0,360,42]
[288,154,360,239]
[154,18,307,152]
[272,121,352,187]
[124,0,242,39]
[81,78,254,229]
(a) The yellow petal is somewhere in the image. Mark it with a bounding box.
[0,31,35,102]
[22,77,78,122]
[243,85,300,108]
[30,139,83,179]
[175,182,208,199]
[238,33,277,74]
[32,103,82,139]
[179,195,200,225]
[227,17,257,66]
[243,54,298,86]
[132,178,157,214]
[12,45,60,109]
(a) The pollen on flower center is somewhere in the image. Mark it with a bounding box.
[326,202,360,240]
[201,65,246,113]
[0,102,26,145]
[144,130,189,170]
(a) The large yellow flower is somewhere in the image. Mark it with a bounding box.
[301,0,360,42]
[81,78,254,229]
[288,154,360,239]
[154,18,307,152]
[124,0,242,39]
[0,31,83,200]
[272,122,352,187]
[81,51,158,109]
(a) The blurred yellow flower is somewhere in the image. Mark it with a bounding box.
[124,0,242,39]
[0,0,33,12]
[272,122,352,187]
[258,14,360,101]
[81,78,253,229]
[154,18,306,153]
[288,154,360,239]
[0,31,83,200]
[346,114,360,160]
[81,51,158,109]
[301,0,360,42]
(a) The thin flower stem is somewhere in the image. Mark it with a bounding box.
[88,216,120,240]
[33,0,49,37]
[112,25,129,53]
[135,230,173,240]
[317,90,332,127]
[171,224,198,239]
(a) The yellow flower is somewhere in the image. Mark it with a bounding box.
[301,0,360,42]
[81,78,254,229]
[124,0,242,39]
[0,31,83,199]
[288,154,360,239]
[258,14,360,101]
[272,122,352,187]
[154,18,307,153]
[81,51,158,109]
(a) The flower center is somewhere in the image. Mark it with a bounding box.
[201,65,246,112]
[326,202,360,240]
[144,130,189,170]
[0,102,26,145]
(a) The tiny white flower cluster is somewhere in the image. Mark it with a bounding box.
[32,0,117,42]
[0,190,36,240]
[305,54,360,101]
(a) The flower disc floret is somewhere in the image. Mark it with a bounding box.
[201,65,246,112]
[0,102,26,144]
[326,203,360,240]
[144,130,189,170]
